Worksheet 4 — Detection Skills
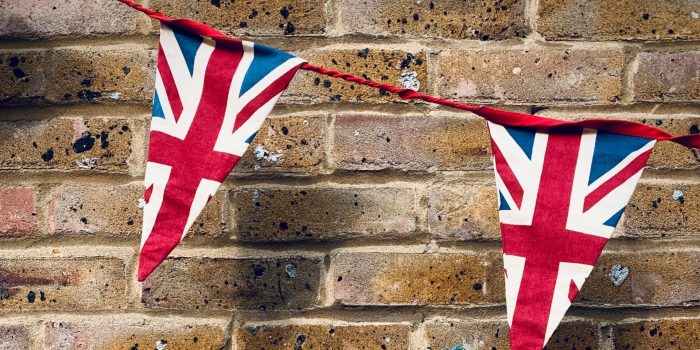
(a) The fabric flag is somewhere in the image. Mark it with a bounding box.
[138,20,305,281]
[488,121,655,349]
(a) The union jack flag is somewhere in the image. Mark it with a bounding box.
[488,121,655,349]
[138,23,305,281]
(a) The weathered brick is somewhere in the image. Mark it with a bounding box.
[612,318,700,349]
[236,322,410,349]
[334,251,504,305]
[46,45,155,104]
[44,316,228,350]
[537,0,700,41]
[0,0,149,39]
[339,0,526,40]
[623,182,700,238]
[424,319,600,350]
[0,50,45,105]
[48,184,225,238]
[0,257,126,310]
[232,186,417,242]
[437,48,625,104]
[428,181,500,241]
[142,256,322,310]
[633,51,700,102]
[0,325,31,350]
[334,114,491,171]
[149,0,326,36]
[578,251,700,306]
[285,48,427,103]
[0,187,37,238]
[236,114,326,174]
[0,117,137,172]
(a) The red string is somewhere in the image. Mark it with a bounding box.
[298,63,481,112]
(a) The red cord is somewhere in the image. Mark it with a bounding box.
[298,63,481,112]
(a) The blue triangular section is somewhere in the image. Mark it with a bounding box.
[504,125,536,159]
[171,26,203,76]
[589,131,652,185]
[603,207,625,227]
[152,91,165,119]
[498,190,511,210]
[240,43,295,96]
[245,131,258,144]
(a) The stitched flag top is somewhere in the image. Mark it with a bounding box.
[138,22,305,281]
[490,122,655,349]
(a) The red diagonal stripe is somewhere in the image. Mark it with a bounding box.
[157,45,184,121]
[583,148,652,212]
[492,141,524,208]
[234,67,300,132]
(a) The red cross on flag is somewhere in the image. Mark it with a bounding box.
[488,120,655,349]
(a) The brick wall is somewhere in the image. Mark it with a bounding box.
[1,0,699,349]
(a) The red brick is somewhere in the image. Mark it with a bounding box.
[427,181,500,241]
[0,117,139,173]
[142,256,322,310]
[578,250,700,306]
[612,318,700,349]
[538,0,700,41]
[232,185,417,242]
[633,51,700,102]
[235,322,411,349]
[44,316,228,350]
[48,184,226,238]
[0,257,127,311]
[333,251,504,305]
[0,187,37,238]
[333,113,491,171]
[0,0,150,39]
[437,48,625,104]
[339,0,527,40]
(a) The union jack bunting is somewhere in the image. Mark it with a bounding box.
[138,22,305,281]
[489,121,655,349]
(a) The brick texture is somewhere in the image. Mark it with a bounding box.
[0,257,127,310]
[149,0,327,36]
[235,322,411,349]
[437,48,625,104]
[0,187,36,237]
[2,0,700,348]
[285,48,427,103]
[48,184,226,238]
[231,185,417,241]
[424,319,601,350]
[141,256,322,310]
[623,182,700,238]
[537,0,700,41]
[0,0,149,39]
[334,113,491,171]
[633,51,700,102]
[339,0,527,40]
[236,114,326,174]
[612,318,700,349]
[334,251,504,305]
[44,316,229,350]
[0,117,139,172]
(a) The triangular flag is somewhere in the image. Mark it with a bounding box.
[138,20,305,281]
[488,121,655,349]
